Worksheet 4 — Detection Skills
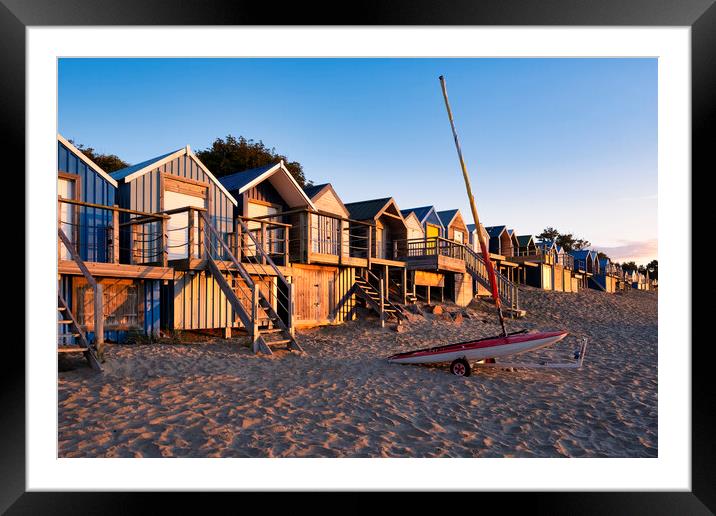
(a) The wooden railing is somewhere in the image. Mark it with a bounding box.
[397,237,520,313]
[58,197,170,266]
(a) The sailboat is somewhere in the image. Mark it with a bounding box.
[387,76,576,377]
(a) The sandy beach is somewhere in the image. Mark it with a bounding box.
[58,288,657,458]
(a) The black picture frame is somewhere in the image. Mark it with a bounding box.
[5,0,711,510]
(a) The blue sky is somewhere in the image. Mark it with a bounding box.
[58,58,657,264]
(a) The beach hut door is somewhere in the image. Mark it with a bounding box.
[164,190,206,260]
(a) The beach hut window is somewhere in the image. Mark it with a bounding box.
[454,230,464,244]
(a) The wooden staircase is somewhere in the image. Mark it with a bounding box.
[460,245,524,318]
[57,293,102,371]
[58,227,104,370]
[353,270,407,326]
[202,213,302,355]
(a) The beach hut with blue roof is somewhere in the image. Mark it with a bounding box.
[400,205,445,239]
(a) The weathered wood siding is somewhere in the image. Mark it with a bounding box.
[291,264,355,327]
[313,187,348,217]
[58,141,116,262]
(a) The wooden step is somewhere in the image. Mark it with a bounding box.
[264,339,292,346]
[58,307,67,311]
[57,320,73,324]
[260,328,284,334]
[58,332,80,338]
[58,346,88,353]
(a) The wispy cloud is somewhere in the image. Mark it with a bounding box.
[593,239,658,264]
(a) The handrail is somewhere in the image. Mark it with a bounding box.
[238,218,290,285]
[58,227,104,354]
[58,197,170,219]
[201,212,256,290]
[58,228,97,289]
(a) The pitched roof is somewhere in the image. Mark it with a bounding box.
[400,205,436,224]
[302,183,330,199]
[58,134,118,188]
[436,209,459,227]
[218,163,279,192]
[485,225,507,238]
[108,145,237,205]
[344,197,392,221]
[517,235,534,246]
[570,249,591,259]
[109,149,180,181]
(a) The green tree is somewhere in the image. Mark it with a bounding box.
[196,135,312,188]
[69,140,129,173]
[646,259,658,279]
[621,261,638,273]
[537,227,560,242]
[537,227,591,253]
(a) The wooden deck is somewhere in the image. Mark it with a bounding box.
[58,260,174,280]
[305,251,368,268]
[170,258,292,277]
[371,257,407,268]
[404,254,465,273]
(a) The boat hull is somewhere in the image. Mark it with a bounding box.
[386,331,568,365]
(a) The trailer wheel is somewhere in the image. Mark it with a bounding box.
[450,358,471,377]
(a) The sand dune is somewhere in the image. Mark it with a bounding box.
[58,288,657,458]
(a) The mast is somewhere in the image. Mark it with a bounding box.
[439,75,507,336]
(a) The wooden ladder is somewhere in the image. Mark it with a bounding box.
[57,293,102,371]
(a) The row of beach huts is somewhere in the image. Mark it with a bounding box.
[55,135,655,368]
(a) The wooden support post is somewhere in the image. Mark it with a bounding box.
[236,219,242,262]
[161,216,168,267]
[306,213,312,264]
[402,267,408,304]
[223,326,232,339]
[261,221,267,264]
[94,283,104,361]
[112,206,120,264]
[197,213,204,260]
[288,282,295,337]
[338,221,344,265]
[188,208,195,260]
[367,226,372,268]
[379,277,385,328]
[384,265,389,303]
[427,285,431,303]
[251,283,260,346]
[130,223,138,264]
[283,225,290,267]
[232,217,239,259]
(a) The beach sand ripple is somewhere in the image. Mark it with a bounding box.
[58,288,657,458]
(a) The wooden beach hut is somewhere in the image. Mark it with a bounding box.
[466,223,490,254]
[402,211,426,241]
[109,145,248,339]
[437,209,469,245]
[400,205,445,240]
[484,225,519,282]
[57,135,173,366]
